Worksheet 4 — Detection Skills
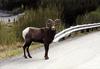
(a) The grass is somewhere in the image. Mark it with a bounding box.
[0,24,16,45]
[76,8,100,25]
[0,42,42,60]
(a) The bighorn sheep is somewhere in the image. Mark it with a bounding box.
[22,19,61,60]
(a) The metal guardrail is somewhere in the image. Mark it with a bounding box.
[53,23,100,42]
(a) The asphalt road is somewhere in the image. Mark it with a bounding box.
[0,31,100,69]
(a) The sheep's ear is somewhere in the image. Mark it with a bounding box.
[55,19,61,24]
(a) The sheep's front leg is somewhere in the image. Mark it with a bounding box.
[44,44,49,60]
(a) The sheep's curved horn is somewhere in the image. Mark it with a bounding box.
[46,19,54,28]
[47,19,54,23]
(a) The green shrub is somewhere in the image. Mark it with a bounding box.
[76,8,100,25]
[83,12,100,24]
[0,24,17,45]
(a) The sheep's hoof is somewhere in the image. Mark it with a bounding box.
[45,56,49,60]
[29,56,32,58]
[24,56,28,59]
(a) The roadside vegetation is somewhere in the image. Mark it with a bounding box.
[76,8,100,25]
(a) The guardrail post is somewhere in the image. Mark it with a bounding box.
[91,28,94,31]
[94,27,98,30]
[59,37,65,41]
[86,29,89,32]
[98,27,100,31]
[81,30,85,33]
[68,34,71,37]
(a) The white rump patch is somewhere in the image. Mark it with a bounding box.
[22,27,30,40]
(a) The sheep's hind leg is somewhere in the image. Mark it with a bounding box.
[23,40,32,58]
[27,43,32,58]
[23,43,27,58]
[44,44,49,60]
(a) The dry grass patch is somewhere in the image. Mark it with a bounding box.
[0,42,42,60]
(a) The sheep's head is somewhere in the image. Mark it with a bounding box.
[46,19,61,30]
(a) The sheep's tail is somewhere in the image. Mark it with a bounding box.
[22,27,30,40]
